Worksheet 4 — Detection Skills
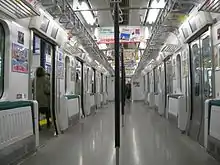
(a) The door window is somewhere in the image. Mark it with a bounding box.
[166,58,173,94]
[176,54,182,91]
[202,36,212,97]
[153,67,159,93]
[147,73,150,93]
[65,56,70,93]
[0,24,4,98]
[192,44,201,96]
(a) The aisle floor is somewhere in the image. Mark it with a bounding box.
[20,102,220,165]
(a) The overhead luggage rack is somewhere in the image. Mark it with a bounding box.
[134,0,178,75]
[44,0,114,75]
[199,0,220,13]
[0,0,40,18]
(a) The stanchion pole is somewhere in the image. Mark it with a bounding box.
[121,45,125,127]
[114,2,120,165]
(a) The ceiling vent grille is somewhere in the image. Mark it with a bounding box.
[161,44,179,52]
[199,0,220,13]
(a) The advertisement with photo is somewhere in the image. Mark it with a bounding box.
[11,43,28,73]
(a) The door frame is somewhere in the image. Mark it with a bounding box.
[188,29,214,145]
[76,58,85,116]
[164,56,171,109]
[32,32,59,135]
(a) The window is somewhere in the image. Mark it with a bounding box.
[101,73,103,93]
[92,69,95,93]
[147,73,150,92]
[165,57,173,94]
[106,76,108,93]
[202,36,212,97]
[192,44,201,96]
[153,67,159,93]
[65,56,70,93]
[87,67,89,91]
[0,23,4,97]
[176,54,182,91]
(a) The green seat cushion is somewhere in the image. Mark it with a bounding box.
[210,100,220,107]
[65,95,80,100]
[0,100,33,111]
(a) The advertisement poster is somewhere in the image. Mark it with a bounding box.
[57,61,64,79]
[56,50,64,79]
[12,43,28,73]
[97,26,145,44]
[124,49,138,67]
[17,31,24,45]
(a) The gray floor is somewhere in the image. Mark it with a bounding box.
[20,102,220,165]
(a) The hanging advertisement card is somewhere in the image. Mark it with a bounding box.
[56,50,64,79]
[57,60,64,79]
[97,26,145,44]
[11,43,28,73]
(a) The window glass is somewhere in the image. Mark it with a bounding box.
[106,76,108,93]
[176,55,182,91]
[182,51,188,77]
[147,73,150,92]
[153,67,159,93]
[91,69,95,93]
[101,73,103,93]
[65,56,70,93]
[192,44,201,96]
[165,58,173,94]
[0,24,4,97]
[87,67,89,91]
[202,36,212,97]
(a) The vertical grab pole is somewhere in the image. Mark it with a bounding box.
[114,2,120,165]
[121,45,125,127]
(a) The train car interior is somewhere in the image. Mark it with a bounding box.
[2,0,220,165]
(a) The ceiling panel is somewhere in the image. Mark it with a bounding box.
[129,0,149,26]
[89,0,113,26]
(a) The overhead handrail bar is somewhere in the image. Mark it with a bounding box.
[43,0,114,75]
[134,0,178,76]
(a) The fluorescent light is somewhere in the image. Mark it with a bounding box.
[94,28,99,39]
[145,27,149,39]
[95,60,99,65]
[146,9,160,24]
[98,44,107,50]
[87,56,92,63]
[156,55,160,61]
[145,0,165,24]
[139,42,146,49]
[151,0,165,8]
[79,2,95,25]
